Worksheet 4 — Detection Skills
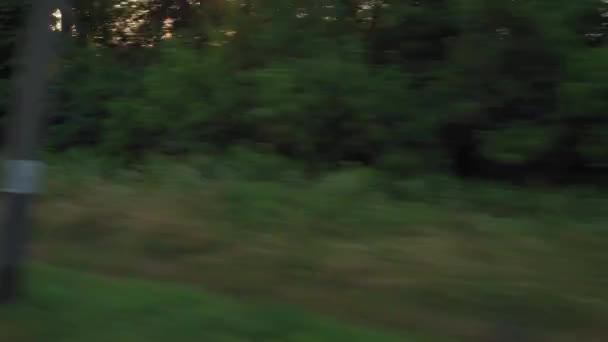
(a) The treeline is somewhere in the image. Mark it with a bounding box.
[1,0,608,183]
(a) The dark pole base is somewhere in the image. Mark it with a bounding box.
[0,265,22,304]
[0,193,29,305]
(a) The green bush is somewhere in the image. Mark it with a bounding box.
[5,0,605,184]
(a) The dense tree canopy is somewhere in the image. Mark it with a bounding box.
[1,0,607,183]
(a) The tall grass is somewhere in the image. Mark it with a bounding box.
[18,151,608,341]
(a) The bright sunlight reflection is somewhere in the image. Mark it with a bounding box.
[51,9,62,32]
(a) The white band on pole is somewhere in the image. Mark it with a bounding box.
[2,160,46,194]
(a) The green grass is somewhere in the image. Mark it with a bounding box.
[0,265,406,342]
[14,154,608,341]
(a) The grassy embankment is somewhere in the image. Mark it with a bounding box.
[0,265,405,341]
[4,153,608,341]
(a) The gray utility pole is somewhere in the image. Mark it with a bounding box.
[0,0,68,303]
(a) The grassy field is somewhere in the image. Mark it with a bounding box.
[6,155,608,341]
[0,265,405,342]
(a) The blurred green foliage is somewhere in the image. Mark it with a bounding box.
[2,3,608,340]
[0,0,607,183]
[0,265,406,342]
[31,156,608,340]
